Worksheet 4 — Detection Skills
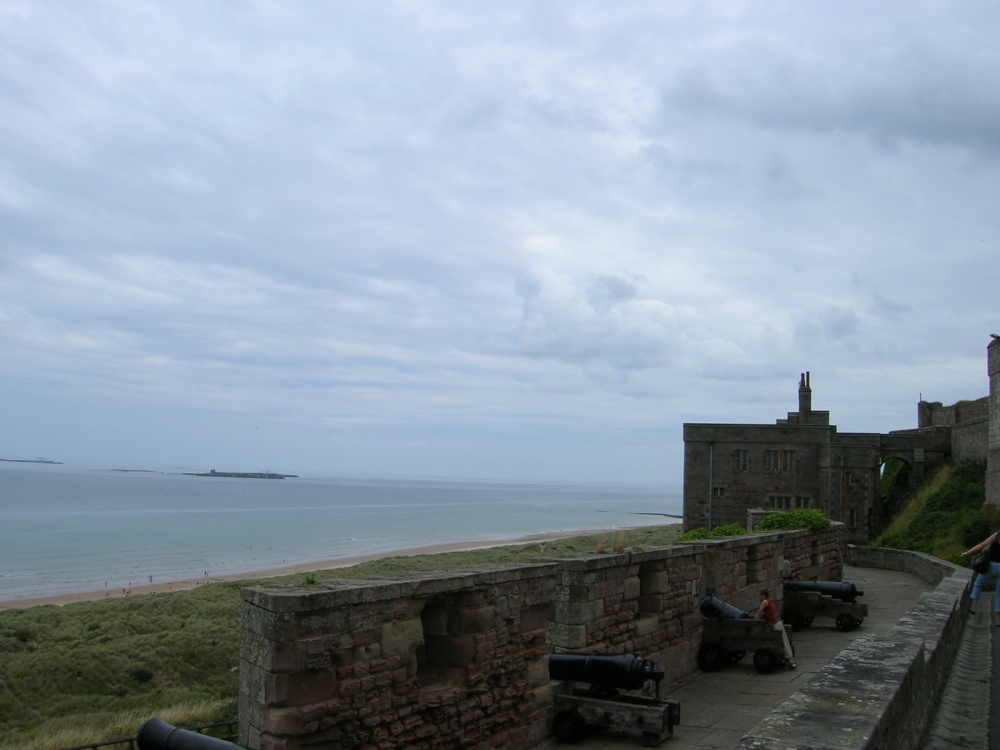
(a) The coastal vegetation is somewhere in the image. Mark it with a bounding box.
[675,524,747,541]
[0,525,681,750]
[674,508,831,542]
[758,508,831,532]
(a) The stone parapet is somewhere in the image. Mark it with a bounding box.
[239,527,844,749]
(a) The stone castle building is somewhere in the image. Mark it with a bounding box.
[682,335,1000,544]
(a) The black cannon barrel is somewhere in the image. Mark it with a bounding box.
[784,580,864,603]
[699,595,751,621]
[137,718,243,750]
[548,653,665,692]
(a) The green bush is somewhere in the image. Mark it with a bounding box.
[758,509,831,532]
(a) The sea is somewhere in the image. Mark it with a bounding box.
[0,461,682,605]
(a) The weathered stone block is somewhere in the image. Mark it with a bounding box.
[424,633,475,667]
[448,606,493,634]
[382,617,424,655]
[520,603,552,634]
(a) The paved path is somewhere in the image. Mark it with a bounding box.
[546,565,948,750]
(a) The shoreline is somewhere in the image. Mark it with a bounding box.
[0,528,642,611]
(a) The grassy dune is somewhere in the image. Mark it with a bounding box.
[0,525,681,749]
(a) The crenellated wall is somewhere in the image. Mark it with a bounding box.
[239,527,843,749]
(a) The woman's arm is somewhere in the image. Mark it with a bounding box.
[962,532,997,557]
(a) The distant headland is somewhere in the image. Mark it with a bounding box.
[0,458,63,465]
[182,469,297,479]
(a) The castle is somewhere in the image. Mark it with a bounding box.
[682,335,1000,543]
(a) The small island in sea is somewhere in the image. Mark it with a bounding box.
[0,457,63,464]
[182,469,297,479]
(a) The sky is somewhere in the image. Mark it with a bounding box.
[1,1,998,485]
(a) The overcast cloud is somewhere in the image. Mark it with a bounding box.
[1,1,997,484]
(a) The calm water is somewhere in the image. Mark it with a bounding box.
[0,462,681,603]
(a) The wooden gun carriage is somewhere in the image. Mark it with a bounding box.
[696,596,793,674]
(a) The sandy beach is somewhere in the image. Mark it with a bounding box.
[0,529,614,611]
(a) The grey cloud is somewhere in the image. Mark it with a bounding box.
[657,9,1000,155]
[0,2,995,482]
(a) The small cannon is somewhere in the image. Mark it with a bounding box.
[783,579,864,603]
[548,653,680,746]
[782,580,868,632]
[698,596,793,674]
[137,718,243,750]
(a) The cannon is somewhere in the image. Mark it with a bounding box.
[698,596,793,674]
[781,580,868,632]
[548,653,665,696]
[137,718,243,750]
[783,579,864,603]
[548,653,680,746]
[699,595,751,621]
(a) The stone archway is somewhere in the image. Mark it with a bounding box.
[875,456,912,537]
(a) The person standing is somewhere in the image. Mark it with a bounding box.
[755,587,796,669]
[961,531,1000,625]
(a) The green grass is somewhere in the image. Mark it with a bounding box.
[872,459,993,565]
[0,525,681,749]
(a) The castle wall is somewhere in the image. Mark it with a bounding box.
[682,423,834,531]
[988,338,1000,509]
[918,396,990,463]
[239,527,843,749]
[683,421,879,544]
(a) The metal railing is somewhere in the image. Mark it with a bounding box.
[61,721,238,750]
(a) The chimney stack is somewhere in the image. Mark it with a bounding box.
[798,371,812,416]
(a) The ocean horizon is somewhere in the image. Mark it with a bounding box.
[0,461,682,604]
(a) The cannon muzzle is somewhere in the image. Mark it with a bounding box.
[137,718,242,750]
[784,580,864,603]
[548,653,665,695]
[699,595,751,621]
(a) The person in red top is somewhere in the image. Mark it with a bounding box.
[755,588,796,669]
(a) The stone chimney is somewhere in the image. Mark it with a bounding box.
[798,372,812,417]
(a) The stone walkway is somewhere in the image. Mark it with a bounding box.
[923,596,991,750]
[537,565,961,749]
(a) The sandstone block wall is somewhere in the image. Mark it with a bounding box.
[240,528,843,750]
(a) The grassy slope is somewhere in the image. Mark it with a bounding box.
[0,525,681,749]
[873,459,993,564]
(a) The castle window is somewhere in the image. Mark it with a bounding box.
[765,450,797,473]
[733,450,750,472]
[769,496,811,510]
[712,486,726,497]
